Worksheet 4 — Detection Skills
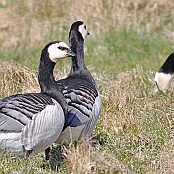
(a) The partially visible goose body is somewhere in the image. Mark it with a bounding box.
[55,21,102,144]
[155,52,174,93]
[0,41,76,158]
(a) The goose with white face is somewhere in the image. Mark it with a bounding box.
[78,23,89,40]
[48,42,76,62]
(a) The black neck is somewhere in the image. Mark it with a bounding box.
[68,32,97,87]
[38,49,68,115]
[69,36,86,73]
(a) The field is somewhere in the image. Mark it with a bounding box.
[0,0,174,173]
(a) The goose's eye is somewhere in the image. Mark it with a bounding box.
[58,46,64,50]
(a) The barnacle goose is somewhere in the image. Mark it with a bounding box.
[0,41,76,158]
[155,52,174,93]
[55,21,102,144]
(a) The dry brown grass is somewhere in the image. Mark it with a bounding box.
[1,62,174,173]
[61,140,131,174]
[0,61,69,97]
[0,61,39,97]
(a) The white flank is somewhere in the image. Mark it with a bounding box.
[55,124,85,145]
[155,72,174,93]
[21,99,65,155]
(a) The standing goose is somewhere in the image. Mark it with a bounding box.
[55,21,102,144]
[155,52,174,93]
[0,41,76,158]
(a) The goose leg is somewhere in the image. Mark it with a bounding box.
[45,147,51,160]
[45,146,61,171]
[23,146,32,160]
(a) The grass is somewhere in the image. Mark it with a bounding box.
[0,0,174,173]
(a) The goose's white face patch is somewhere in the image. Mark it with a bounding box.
[48,42,69,62]
[155,72,174,92]
[78,23,88,40]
